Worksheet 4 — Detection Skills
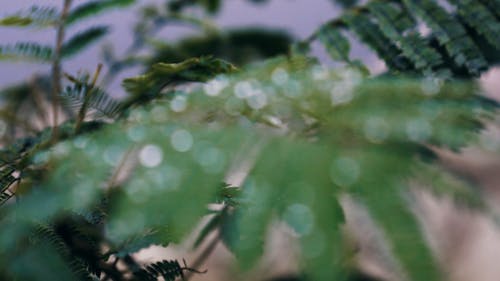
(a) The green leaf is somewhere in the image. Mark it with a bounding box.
[367,2,444,71]
[61,26,109,58]
[8,244,79,281]
[448,0,500,49]
[415,163,484,209]
[168,0,222,14]
[122,56,237,108]
[0,190,14,206]
[202,0,222,13]
[32,223,95,281]
[149,28,293,66]
[61,82,122,118]
[402,0,488,75]
[0,16,33,26]
[232,140,346,278]
[1,56,496,280]
[343,12,413,71]
[0,167,16,194]
[0,42,53,62]
[317,23,351,62]
[331,0,359,8]
[351,146,442,281]
[66,0,135,26]
[478,0,500,18]
[134,259,188,281]
[0,6,58,27]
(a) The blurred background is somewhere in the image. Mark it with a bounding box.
[1,1,500,281]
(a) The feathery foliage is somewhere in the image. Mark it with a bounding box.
[305,0,500,77]
[61,76,121,118]
[0,5,58,27]
[0,42,53,62]
[0,0,499,281]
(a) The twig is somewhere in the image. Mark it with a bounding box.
[107,145,136,189]
[74,63,103,133]
[100,17,166,88]
[30,77,50,128]
[51,0,72,142]
[184,229,221,280]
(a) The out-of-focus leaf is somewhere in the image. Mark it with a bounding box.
[318,24,351,61]
[0,42,53,62]
[122,56,237,108]
[61,26,109,58]
[149,28,293,66]
[66,0,135,26]
[0,6,58,27]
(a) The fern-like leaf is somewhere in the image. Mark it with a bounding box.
[66,0,135,26]
[448,0,500,49]
[332,0,360,8]
[478,0,500,18]
[317,23,351,62]
[0,167,16,194]
[61,26,109,58]
[0,190,14,206]
[367,2,444,71]
[0,5,58,27]
[402,0,488,75]
[303,0,499,77]
[133,259,187,281]
[342,12,413,71]
[168,0,222,14]
[33,224,94,281]
[0,42,53,62]
[61,82,121,118]
[2,55,496,281]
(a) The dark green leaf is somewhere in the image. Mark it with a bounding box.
[66,0,135,26]
[402,0,488,75]
[318,23,351,61]
[61,26,109,58]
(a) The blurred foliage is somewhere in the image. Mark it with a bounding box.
[0,0,499,281]
[148,28,293,67]
[166,0,270,14]
[301,0,500,78]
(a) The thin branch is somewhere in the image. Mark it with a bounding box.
[29,77,50,128]
[51,0,72,142]
[184,228,221,280]
[107,146,136,189]
[75,63,103,133]
[100,18,166,88]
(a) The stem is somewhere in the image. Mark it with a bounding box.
[75,63,103,133]
[30,77,50,128]
[107,146,136,189]
[51,0,72,142]
[184,229,221,280]
[98,259,126,281]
